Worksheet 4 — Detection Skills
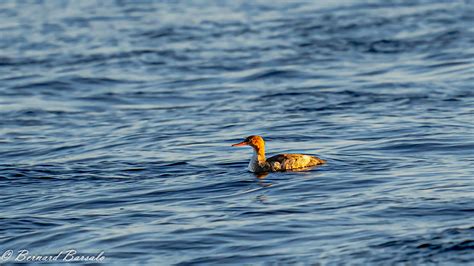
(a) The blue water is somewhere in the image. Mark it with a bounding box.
[1,0,473,264]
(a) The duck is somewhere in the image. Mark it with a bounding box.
[231,135,325,173]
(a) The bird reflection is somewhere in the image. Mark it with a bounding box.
[254,172,269,179]
[253,165,319,179]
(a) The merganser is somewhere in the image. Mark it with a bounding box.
[231,135,325,173]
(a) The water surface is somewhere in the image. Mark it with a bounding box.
[1,0,473,264]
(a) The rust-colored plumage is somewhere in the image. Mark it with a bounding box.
[231,135,325,173]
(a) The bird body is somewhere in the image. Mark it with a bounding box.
[232,135,325,173]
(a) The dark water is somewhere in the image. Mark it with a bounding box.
[1,0,473,264]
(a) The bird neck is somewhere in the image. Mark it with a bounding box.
[252,146,266,163]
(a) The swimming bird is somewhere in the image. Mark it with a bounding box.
[231,135,325,173]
